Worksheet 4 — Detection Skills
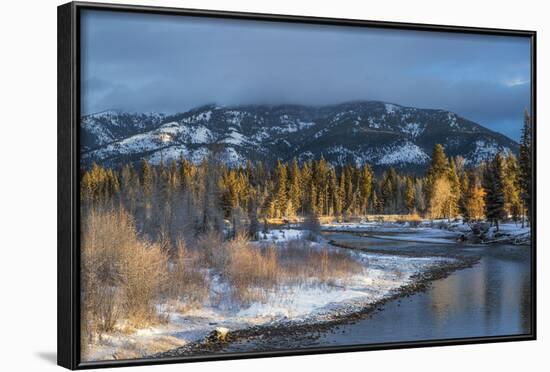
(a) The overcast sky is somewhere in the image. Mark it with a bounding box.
[81,10,531,140]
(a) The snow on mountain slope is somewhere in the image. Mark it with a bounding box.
[81,101,518,171]
[378,142,430,165]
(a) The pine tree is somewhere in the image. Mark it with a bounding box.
[274,160,288,218]
[405,176,415,214]
[315,157,329,215]
[168,160,179,191]
[300,161,312,215]
[288,158,302,216]
[414,178,426,214]
[458,170,470,221]
[140,159,154,199]
[430,177,453,219]
[447,158,461,219]
[372,189,383,214]
[359,165,373,215]
[464,171,485,222]
[338,169,346,216]
[309,180,318,216]
[426,144,449,199]
[120,163,138,210]
[327,167,338,216]
[381,169,397,213]
[519,110,532,225]
[345,166,354,214]
[221,170,239,217]
[483,153,506,231]
[428,144,449,178]
[426,144,452,219]
[247,194,260,240]
[503,154,522,221]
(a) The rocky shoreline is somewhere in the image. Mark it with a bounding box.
[154,248,479,358]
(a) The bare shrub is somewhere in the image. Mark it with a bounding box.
[225,235,278,304]
[81,207,169,338]
[277,240,364,286]
[169,239,210,310]
[81,208,126,338]
[195,231,225,270]
[121,239,168,328]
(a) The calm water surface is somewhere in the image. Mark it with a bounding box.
[222,232,532,351]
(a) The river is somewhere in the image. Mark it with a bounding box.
[219,230,532,352]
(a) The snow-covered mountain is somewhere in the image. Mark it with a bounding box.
[81,101,518,171]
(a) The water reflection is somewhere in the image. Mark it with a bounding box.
[221,235,531,352]
[316,244,531,345]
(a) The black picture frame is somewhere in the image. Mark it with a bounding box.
[58,1,537,369]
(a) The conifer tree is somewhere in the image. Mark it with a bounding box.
[425,144,452,218]
[274,160,288,218]
[317,157,330,215]
[300,161,312,215]
[405,176,415,214]
[372,189,383,214]
[428,144,449,178]
[327,167,338,216]
[519,110,532,225]
[140,159,154,199]
[447,158,461,218]
[345,166,354,214]
[338,170,346,216]
[359,165,373,215]
[503,154,522,221]
[288,158,302,216]
[381,169,397,213]
[483,153,506,231]
[463,171,485,222]
[168,160,179,191]
[458,170,470,221]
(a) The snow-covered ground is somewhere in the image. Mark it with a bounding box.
[84,220,531,361]
[83,233,453,361]
[258,228,304,242]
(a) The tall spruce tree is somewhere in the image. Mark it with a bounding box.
[447,158,461,218]
[274,160,288,218]
[519,110,532,225]
[327,167,338,216]
[338,169,347,215]
[405,176,416,214]
[359,165,373,215]
[503,154,522,221]
[288,158,302,216]
[464,171,485,222]
[140,159,154,199]
[483,153,506,231]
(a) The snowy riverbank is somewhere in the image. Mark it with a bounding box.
[83,234,455,361]
[83,219,530,361]
[322,219,531,245]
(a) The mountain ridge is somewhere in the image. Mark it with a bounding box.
[81,100,518,172]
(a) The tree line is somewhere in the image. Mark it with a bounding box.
[81,112,532,235]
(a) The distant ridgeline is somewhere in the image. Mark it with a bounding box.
[80,101,518,172]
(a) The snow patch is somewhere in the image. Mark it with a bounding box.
[465,139,510,165]
[400,122,424,138]
[377,142,430,165]
[385,103,400,114]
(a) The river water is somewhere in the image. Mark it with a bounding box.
[221,231,532,352]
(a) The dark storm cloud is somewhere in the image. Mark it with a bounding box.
[81,10,531,140]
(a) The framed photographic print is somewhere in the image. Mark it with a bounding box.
[58,1,536,369]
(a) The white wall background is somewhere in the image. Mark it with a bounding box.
[0,0,546,370]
